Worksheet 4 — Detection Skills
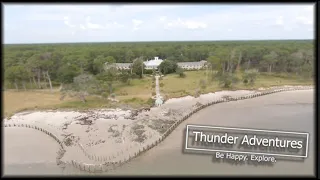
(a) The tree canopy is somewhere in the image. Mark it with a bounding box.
[4,40,314,91]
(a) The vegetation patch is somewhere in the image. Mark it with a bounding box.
[148,119,175,134]
[3,40,314,117]
[131,124,147,143]
[108,125,121,138]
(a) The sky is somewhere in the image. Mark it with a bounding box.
[3,3,315,44]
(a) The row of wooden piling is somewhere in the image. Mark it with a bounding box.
[4,123,67,167]
[4,86,313,173]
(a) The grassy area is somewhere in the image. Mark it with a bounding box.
[3,90,154,118]
[161,70,313,99]
[3,71,313,118]
[3,77,154,118]
[3,89,76,118]
[113,76,153,96]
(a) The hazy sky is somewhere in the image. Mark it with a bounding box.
[4,3,315,44]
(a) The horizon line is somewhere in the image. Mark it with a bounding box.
[4,39,314,45]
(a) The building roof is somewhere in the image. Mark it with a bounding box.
[144,59,163,67]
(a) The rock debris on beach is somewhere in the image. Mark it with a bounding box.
[4,86,313,164]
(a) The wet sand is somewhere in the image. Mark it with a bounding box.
[3,89,261,168]
[4,128,61,175]
[4,127,60,165]
[3,89,315,176]
[107,90,315,176]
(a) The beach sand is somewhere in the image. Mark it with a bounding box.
[108,89,314,176]
[3,85,314,175]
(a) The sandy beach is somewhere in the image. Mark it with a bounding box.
[106,89,314,176]
[3,85,314,175]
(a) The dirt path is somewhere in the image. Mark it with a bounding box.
[155,75,163,106]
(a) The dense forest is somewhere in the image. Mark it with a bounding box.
[4,40,314,95]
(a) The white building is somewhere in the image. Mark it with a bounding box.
[177,60,207,70]
[143,57,163,70]
[114,63,131,70]
[106,57,207,71]
[106,57,163,70]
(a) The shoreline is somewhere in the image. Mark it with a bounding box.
[4,84,314,120]
[3,85,314,174]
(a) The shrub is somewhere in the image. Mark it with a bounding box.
[51,81,61,87]
[243,69,259,86]
[102,92,109,98]
[146,98,155,106]
[110,93,116,98]
[199,79,206,89]
[131,74,140,79]
[144,69,154,74]
[126,78,132,85]
[119,72,130,84]
[159,60,178,75]
[218,72,239,88]
[176,67,186,78]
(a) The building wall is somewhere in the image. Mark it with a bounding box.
[178,64,205,70]
[145,65,158,70]
[108,60,207,71]
[117,67,130,70]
